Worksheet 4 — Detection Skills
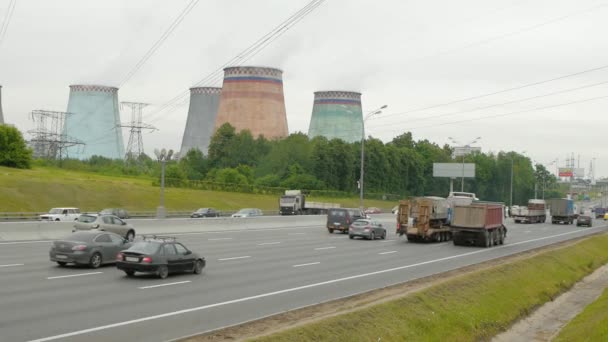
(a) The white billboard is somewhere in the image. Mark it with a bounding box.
[433,163,475,178]
[453,146,481,157]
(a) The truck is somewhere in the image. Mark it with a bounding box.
[451,202,507,247]
[512,199,547,223]
[547,198,575,224]
[593,207,606,219]
[396,197,452,242]
[279,190,340,215]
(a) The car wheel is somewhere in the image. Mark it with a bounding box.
[124,270,135,277]
[89,253,102,269]
[381,230,386,239]
[57,261,67,267]
[126,230,135,242]
[55,218,60,222]
[370,232,375,240]
[193,260,204,274]
[157,265,169,279]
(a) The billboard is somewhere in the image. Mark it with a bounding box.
[558,168,573,177]
[452,146,481,157]
[433,163,475,178]
[574,168,585,178]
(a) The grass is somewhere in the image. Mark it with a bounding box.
[251,234,608,342]
[554,287,608,342]
[0,166,395,212]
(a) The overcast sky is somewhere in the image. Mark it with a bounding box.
[1,0,607,178]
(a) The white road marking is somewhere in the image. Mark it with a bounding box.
[47,272,103,280]
[314,246,336,250]
[0,263,24,268]
[30,228,600,342]
[288,233,306,235]
[257,242,281,246]
[378,251,397,255]
[208,238,233,241]
[138,281,191,290]
[217,256,251,261]
[0,240,50,245]
[293,262,321,267]
[379,239,397,243]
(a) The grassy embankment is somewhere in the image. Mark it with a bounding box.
[0,166,394,212]
[554,287,608,341]
[250,234,608,342]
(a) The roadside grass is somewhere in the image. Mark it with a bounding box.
[0,166,394,212]
[554,287,608,342]
[251,234,608,342]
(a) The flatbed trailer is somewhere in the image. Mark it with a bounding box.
[396,197,452,242]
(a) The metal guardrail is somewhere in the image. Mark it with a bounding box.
[0,210,283,221]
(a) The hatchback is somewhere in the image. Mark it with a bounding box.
[50,231,131,268]
[73,214,136,241]
[349,219,387,240]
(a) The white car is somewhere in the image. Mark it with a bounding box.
[231,208,263,218]
[40,207,81,221]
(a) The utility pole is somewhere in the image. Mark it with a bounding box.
[117,102,156,163]
[28,110,84,163]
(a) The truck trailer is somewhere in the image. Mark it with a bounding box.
[396,197,452,242]
[512,199,547,223]
[451,202,507,247]
[279,190,340,215]
[547,198,575,224]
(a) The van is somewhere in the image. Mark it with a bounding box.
[326,208,366,233]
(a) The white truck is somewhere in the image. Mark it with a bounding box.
[512,199,546,223]
[279,190,340,215]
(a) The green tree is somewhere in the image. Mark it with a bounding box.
[179,148,208,180]
[0,125,33,169]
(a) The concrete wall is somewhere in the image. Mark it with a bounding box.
[308,91,363,143]
[180,87,222,156]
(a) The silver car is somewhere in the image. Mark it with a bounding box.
[349,219,387,240]
[50,231,131,268]
[231,208,263,218]
[73,214,136,241]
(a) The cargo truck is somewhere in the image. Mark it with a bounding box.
[512,199,547,223]
[547,198,575,224]
[451,202,507,247]
[396,197,452,242]
[279,190,340,215]
[594,207,606,219]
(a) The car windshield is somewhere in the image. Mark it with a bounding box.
[127,242,161,255]
[66,232,96,242]
[196,208,209,212]
[237,209,253,214]
[352,220,371,226]
[78,214,97,223]
[280,196,295,204]
[49,208,63,214]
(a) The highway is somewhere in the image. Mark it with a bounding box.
[0,215,605,342]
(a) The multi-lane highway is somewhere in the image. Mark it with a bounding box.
[0,215,605,342]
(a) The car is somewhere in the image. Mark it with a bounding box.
[49,231,131,268]
[116,235,206,279]
[348,219,387,240]
[231,208,263,218]
[39,207,81,221]
[577,215,592,227]
[365,207,382,214]
[326,208,366,234]
[73,214,136,241]
[191,208,220,218]
[100,208,130,219]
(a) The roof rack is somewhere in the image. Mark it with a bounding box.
[141,235,176,242]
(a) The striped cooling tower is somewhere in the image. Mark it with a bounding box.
[214,66,288,139]
[307,91,363,143]
[64,85,125,159]
[180,87,222,155]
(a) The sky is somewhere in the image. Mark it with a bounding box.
[0,0,607,178]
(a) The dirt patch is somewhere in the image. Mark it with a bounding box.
[177,234,601,342]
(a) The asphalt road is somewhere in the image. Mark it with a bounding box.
[0,216,605,342]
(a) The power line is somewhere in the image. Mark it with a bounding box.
[0,0,17,49]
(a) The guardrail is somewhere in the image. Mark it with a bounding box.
[0,210,283,221]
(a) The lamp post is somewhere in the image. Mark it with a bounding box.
[359,104,387,210]
[448,136,481,192]
[155,148,174,219]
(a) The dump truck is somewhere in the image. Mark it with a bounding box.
[451,202,507,247]
[512,199,547,223]
[396,197,452,242]
[547,198,575,224]
[279,190,340,215]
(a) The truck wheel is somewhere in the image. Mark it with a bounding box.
[435,233,441,243]
[499,229,505,245]
[483,231,490,248]
[328,228,334,234]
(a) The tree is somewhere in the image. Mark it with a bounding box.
[179,148,208,180]
[0,125,33,169]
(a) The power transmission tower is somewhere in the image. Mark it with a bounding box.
[27,110,84,163]
[117,102,156,162]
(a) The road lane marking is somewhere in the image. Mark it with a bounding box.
[0,240,50,245]
[217,256,251,261]
[288,233,306,235]
[208,238,233,241]
[47,272,103,280]
[379,239,396,242]
[30,228,603,342]
[293,262,320,267]
[0,263,24,268]
[138,281,191,290]
[257,242,281,246]
[378,251,397,255]
[314,246,336,250]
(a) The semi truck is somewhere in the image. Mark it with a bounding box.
[396,197,452,242]
[279,190,340,215]
[512,199,547,224]
[547,198,575,224]
[451,202,507,247]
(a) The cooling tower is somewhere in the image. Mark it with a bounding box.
[64,85,125,159]
[180,87,221,155]
[0,85,4,124]
[214,66,288,139]
[307,91,363,143]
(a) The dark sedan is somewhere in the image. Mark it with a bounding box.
[191,208,220,218]
[116,236,205,279]
[349,219,387,240]
[576,215,592,227]
[50,231,131,268]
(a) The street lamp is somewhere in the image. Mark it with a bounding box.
[360,104,387,210]
[154,148,174,219]
[448,136,481,192]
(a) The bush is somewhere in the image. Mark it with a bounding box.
[0,124,32,169]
